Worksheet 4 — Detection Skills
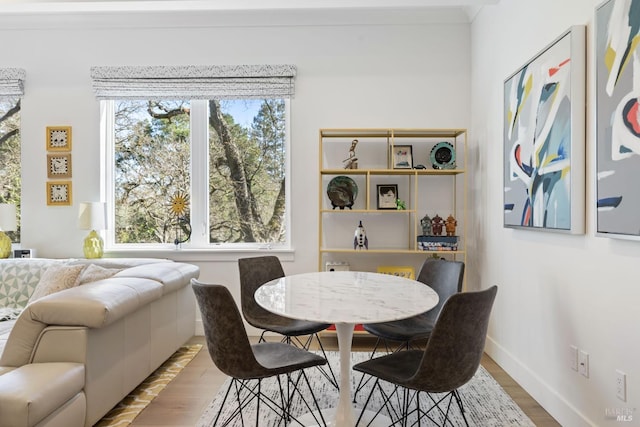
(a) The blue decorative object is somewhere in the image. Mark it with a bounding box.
[430,142,456,170]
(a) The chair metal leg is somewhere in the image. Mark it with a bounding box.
[353,337,387,402]
[291,333,339,391]
[255,380,261,427]
[355,377,406,427]
[411,391,464,427]
[453,390,469,427]
[298,369,329,426]
[267,331,339,391]
[212,379,234,426]
[313,333,339,390]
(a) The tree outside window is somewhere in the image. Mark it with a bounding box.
[0,98,21,242]
[111,98,287,247]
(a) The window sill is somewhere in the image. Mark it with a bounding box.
[103,247,295,262]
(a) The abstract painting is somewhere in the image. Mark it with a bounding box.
[503,26,585,233]
[596,0,640,238]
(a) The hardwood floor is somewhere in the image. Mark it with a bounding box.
[129,335,560,426]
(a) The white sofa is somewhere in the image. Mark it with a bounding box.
[0,258,199,427]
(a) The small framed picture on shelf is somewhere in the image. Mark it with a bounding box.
[377,184,398,210]
[392,145,413,169]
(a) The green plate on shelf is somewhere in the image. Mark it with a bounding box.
[327,176,358,210]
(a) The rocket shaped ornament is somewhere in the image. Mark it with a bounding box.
[354,220,368,250]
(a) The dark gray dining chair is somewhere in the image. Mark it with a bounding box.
[353,285,498,427]
[191,279,328,427]
[238,255,338,389]
[363,258,465,350]
[353,258,465,399]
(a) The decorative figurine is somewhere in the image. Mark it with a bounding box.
[445,214,457,236]
[354,220,368,250]
[420,214,432,235]
[396,199,406,210]
[431,214,444,236]
[169,192,192,249]
[343,139,359,169]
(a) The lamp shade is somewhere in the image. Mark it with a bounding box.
[0,204,16,231]
[78,202,106,230]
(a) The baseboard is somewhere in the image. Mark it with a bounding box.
[484,335,595,426]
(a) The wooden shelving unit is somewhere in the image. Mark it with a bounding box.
[318,128,467,280]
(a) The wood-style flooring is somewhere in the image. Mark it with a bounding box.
[128,335,560,427]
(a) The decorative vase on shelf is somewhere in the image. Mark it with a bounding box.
[353,220,368,250]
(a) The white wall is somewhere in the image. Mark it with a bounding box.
[471,1,640,425]
[1,10,470,329]
[6,3,634,424]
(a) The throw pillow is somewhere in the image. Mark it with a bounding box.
[29,264,87,303]
[78,264,122,285]
[0,259,61,309]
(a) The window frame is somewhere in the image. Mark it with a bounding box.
[100,99,292,255]
[0,96,22,244]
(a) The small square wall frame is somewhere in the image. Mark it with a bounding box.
[46,126,72,151]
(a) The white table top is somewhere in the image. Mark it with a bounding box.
[254,270,439,325]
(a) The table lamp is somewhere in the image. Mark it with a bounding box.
[78,201,106,259]
[0,204,17,259]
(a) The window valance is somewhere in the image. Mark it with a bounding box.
[0,68,26,98]
[90,64,296,100]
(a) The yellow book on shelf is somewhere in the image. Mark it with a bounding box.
[376,265,415,280]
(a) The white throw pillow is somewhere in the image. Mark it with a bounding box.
[78,264,122,285]
[29,264,87,303]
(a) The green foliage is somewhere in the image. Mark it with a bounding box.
[0,98,21,242]
[114,100,190,244]
[208,99,286,243]
[114,99,286,245]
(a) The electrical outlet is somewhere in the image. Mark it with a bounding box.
[579,350,589,378]
[569,345,578,371]
[616,370,627,401]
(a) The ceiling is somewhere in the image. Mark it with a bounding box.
[0,0,500,21]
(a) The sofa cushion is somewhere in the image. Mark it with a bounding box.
[68,258,172,269]
[78,264,122,285]
[0,259,61,311]
[115,262,200,294]
[0,362,84,426]
[29,264,87,303]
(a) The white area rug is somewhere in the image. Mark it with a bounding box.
[197,351,535,426]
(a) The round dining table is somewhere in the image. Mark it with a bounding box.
[254,270,439,427]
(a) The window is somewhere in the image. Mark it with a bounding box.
[103,98,289,249]
[0,97,21,242]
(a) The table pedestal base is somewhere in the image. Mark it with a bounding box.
[295,323,389,427]
[297,408,391,427]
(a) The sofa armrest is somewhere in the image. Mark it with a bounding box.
[0,279,161,367]
[28,278,163,328]
[31,327,88,364]
[0,362,85,427]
